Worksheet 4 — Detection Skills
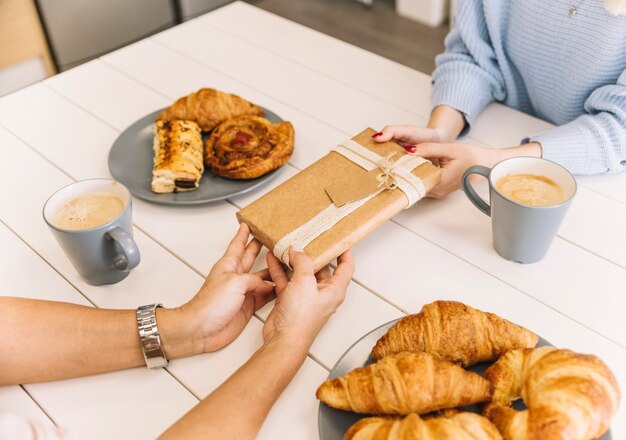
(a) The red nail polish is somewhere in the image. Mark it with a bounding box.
[404,145,417,153]
[372,132,382,138]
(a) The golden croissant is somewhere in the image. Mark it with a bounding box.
[316,352,492,415]
[371,301,538,366]
[156,88,264,131]
[483,347,620,440]
[345,411,502,440]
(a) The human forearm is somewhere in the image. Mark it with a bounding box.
[159,335,309,440]
[428,105,467,142]
[0,297,197,384]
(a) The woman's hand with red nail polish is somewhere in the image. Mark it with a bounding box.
[371,125,454,146]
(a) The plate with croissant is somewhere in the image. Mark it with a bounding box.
[317,301,619,440]
[108,88,295,205]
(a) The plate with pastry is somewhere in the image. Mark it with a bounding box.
[317,301,617,440]
[108,88,295,205]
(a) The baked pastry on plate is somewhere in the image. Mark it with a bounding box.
[205,115,294,179]
[371,301,538,367]
[345,410,502,440]
[152,120,203,193]
[156,88,264,132]
[484,347,620,440]
[316,352,492,415]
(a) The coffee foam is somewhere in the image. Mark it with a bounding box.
[54,193,125,230]
[496,174,564,207]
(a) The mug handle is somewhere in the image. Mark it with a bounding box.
[461,165,492,216]
[107,227,141,272]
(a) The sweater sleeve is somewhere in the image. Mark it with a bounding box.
[528,68,626,174]
[431,0,506,133]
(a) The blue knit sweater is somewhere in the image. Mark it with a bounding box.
[431,0,626,174]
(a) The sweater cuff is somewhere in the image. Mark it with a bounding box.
[526,124,593,174]
[431,73,494,136]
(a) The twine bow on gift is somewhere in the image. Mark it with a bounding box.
[376,152,399,190]
[272,139,428,266]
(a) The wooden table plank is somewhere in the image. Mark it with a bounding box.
[0,385,53,429]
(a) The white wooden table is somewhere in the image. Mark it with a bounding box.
[0,3,624,438]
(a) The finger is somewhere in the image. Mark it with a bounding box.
[413,142,450,159]
[223,223,250,260]
[315,265,332,283]
[289,246,315,281]
[236,273,269,294]
[242,238,263,272]
[249,282,276,312]
[254,268,272,281]
[375,125,429,144]
[331,250,355,291]
[266,252,289,293]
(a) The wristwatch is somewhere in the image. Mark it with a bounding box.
[136,303,168,369]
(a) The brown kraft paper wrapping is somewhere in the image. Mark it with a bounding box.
[236,127,441,272]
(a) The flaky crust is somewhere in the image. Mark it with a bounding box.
[345,411,502,440]
[371,301,538,366]
[204,116,294,179]
[156,88,264,132]
[316,352,492,415]
[152,120,203,193]
[483,347,620,440]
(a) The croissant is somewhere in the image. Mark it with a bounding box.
[483,347,620,440]
[345,411,502,440]
[371,301,538,367]
[156,88,264,131]
[205,115,294,179]
[316,352,492,415]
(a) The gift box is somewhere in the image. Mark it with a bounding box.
[236,128,441,272]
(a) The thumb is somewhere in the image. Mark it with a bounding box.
[289,246,315,281]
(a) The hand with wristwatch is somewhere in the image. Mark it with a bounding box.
[0,223,354,439]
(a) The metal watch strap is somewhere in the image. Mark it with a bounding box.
[136,303,168,369]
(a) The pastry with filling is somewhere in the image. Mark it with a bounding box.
[152,120,204,193]
[205,116,294,179]
[156,88,264,132]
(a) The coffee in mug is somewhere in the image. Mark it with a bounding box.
[461,157,576,264]
[54,194,125,230]
[43,179,141,285]
[495,174,564,207]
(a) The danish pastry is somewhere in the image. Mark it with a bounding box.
[205,116,294,179]
[157,88,264,132]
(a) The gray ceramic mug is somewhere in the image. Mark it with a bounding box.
[43,179,141,285]
[461,157,576,264]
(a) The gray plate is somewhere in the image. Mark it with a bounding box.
[108,107,285,205]
[318,319,611,440]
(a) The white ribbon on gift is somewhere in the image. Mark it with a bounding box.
[272,139,427,266]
